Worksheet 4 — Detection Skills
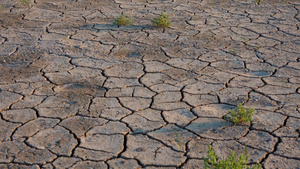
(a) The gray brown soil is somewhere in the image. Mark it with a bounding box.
[0,0,299,168]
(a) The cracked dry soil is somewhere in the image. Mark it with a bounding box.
[0,0,299,168]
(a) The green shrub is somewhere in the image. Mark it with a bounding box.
[203,145,261,169]
[151,11,171,28]
[224,104,255,125]
[114,14,132,26]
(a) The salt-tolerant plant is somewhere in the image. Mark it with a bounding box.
[224,104,255,125]
[203,145,261,169]
[114,14,132,26]
[151,11,171,28]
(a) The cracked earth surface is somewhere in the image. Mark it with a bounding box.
[0,0,299,168]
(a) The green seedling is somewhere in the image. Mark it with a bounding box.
[203,145,261,169]
[241,37,249,41]
[151,11,171,28]
[255,44,261,50]
[224,104,255,125]
[255,0,261,5]
[20,0,31,5]
[114,14,132,26]
[228,49,237,55]
[65,31,70,39]
[173,131,182,149]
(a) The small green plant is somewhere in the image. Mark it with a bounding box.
[113,14,132,26]
[203,145,261,169]
[20,0,31,5]
[151,11,171,28]
[173,131,182,149]
[255,0,261,5]
[224,104,255,125]
[228,49,237,55]
[255,44,261,50]
[65,31,70,39]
